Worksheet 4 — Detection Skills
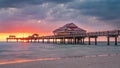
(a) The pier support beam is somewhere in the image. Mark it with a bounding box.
[53,38,57,43]
[82,38,85,44]
[67,39,69,44]
[76,38,79,44]
[30,39,32,43]
[68,38,72,44]
[115,36,118,45]
[80,38,85,44]
[47,39,50,43]
[42,39,44,43]
[55,39,57,43]
[88,37,91,45]
[88,36,97,45]
[60,38,63,44]
[107,36,110,45]
[107,35,118,45]
[78,38,83,44]
[77,39,80,44]
[6,39,8,42]
[53,39,55,43]
[73,37,77,44]
[95,37,97,45]
[63,38,65,44]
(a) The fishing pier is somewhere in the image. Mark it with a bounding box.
[6,23,120,45]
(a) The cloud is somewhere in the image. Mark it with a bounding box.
[0,0,74,21]
[0,3,67,33]
[0,0,120,33]
[67,0,120,28]
[0,0,73,8]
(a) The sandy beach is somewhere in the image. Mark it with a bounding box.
[0,42,120,68]
[0,54,120,68]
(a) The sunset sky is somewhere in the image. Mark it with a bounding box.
[0,0,120,41]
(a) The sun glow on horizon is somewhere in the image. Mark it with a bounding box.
[0,33,51,41]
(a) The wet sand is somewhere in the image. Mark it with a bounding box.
[0,54,120,68]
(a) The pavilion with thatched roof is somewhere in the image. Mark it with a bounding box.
[53,23,86,35]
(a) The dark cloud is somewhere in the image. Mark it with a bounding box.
[0,0,120,33]
[0,0,73,8]
[0,4,50,22]
[67,0,120,28]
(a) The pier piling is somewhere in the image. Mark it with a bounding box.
[115,36,118,45]
[88,37,91,45]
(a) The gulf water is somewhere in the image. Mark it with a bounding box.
[0,42,120,64]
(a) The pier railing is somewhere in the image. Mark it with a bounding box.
[6,30,120,45]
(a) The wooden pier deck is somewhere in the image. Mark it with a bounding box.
[6,30,120,45]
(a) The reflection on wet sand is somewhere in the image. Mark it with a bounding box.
[0,58,62,65]
[0,53,120,65]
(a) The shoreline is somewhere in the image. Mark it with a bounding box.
[0,53,120,66]
[0,54,120,68]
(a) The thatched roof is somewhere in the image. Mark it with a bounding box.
[53,23,86,33]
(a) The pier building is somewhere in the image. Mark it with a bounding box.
[53,23,86,35]
[6,23,120,45]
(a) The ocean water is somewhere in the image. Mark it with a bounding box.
[0,42,120,64]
